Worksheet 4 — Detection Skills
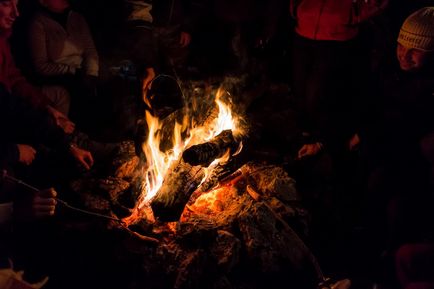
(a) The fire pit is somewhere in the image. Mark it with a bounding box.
[70,79,321,289]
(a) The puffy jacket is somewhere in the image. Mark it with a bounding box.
[290,0,388,41]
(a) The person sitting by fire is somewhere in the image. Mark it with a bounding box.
[3,0,120,162]
[361,7,434,287]
[0,0,75,135]
[0,0,94,168]
[119,0,203,97]
[0,79,94,178]
[27,0,100,130]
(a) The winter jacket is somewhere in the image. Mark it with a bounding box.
[290,0,388,41]
[366,65,434,168]
[28,8,99,77]
[383,68,434,148]
[0,31,47,108]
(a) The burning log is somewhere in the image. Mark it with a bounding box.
[182,130,238,166]
[151,161,205,222]
[134,110,187,159]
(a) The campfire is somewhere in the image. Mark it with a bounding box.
[125,86,244,224]
[71,78,321,289]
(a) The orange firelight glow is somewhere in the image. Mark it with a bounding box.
[123,87,243,225]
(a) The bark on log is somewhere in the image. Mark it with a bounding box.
[182,130,238,166]
[151,161,204,222]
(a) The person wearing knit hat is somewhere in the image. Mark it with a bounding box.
[397,7,434,71]
[364,8,434,289]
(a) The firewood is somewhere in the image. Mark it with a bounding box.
[195,157,239,193]
[245,185,328,285]
[182,130,238,166]
[151,161,204,222]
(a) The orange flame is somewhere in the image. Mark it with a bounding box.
[123,87,243,225]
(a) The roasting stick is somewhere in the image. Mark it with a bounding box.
[2,170,159,244]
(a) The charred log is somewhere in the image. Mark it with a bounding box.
[151,161,205,222]
[182,130,238,167]
[195,157,240,193]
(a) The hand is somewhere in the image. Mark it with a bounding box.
[33,188,57,217]
[57,117,75,134]
[47,105,75,134]
[69,145,94,170]
[297,143,323,159]
[348,133,361,151]
[17,144,36,165]
[179,31,191,48]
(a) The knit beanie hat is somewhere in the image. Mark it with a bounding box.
[398,7,434,51]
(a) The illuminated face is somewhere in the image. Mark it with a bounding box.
[39,0,69,13]
[0,0,19,31]
[397,43,430,72]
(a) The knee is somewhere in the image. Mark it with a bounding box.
[42,85,71,115]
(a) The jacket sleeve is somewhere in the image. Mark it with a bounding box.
[5,44,48,108]
[35,117,71,152]
[28,18,76,76]
[351,0,389,24]
[77,13,99,77]
[13,98,71,153]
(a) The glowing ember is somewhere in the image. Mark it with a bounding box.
[124,87,244,224]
